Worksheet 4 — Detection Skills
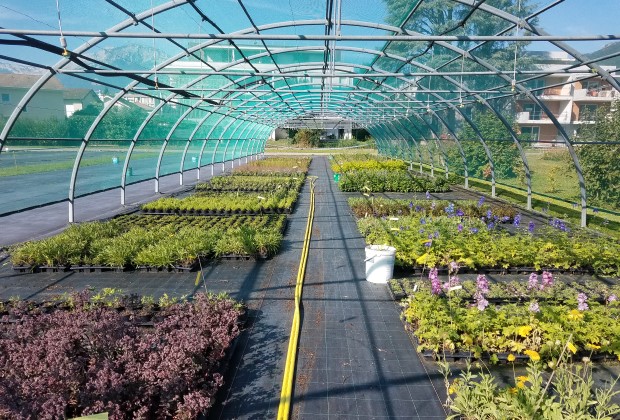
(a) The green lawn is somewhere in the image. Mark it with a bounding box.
[501,148,580,203]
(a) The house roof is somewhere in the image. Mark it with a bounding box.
[63,88,96,100]
[0,74,64,90]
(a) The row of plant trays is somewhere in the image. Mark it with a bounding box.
[418,347,617,364]
[141,207,295,216]
[196,186,302,193]
[399,319,617,365]
[0,301,250,342]
[387,284,613,305]
[13,253,272,274]
[393,266,597,276]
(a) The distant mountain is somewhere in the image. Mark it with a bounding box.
[0,44,168,89]
[89,44,164,70]
[585,41,620,68]
[66,44,167,89]
[0,62,45,75]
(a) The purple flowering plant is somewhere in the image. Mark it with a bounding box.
[577,293,589,311]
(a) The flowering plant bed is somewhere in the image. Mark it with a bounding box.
[141,189,299,215]
[401,276,620,362]
[391,276,620,304]
[232,157,311,176]
[356,212,620,275]
[10,214,286,271]
[330,156,408,173]
[349,197,516,220]
[0,290,244,419]
[338,168,451,192]
[196,174,305,192]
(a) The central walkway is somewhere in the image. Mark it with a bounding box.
[212,156,446,419]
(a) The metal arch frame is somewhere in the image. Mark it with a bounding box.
[0,12,613,224]
[342,39,533,206]
[196,118,261,179]
[1,17,618,134]
[50,37,524,137]
[400,117,438,175]
[120,74,222,205]
[235,125,267,166]
[0,0,194,156]
[383,124,412,163]
[430,0,608,224]
[154,100,206,193]
[66,48,498,215]
[31,36,538,131]
[391,118,426,173]
[218,19,611,223]
[179,119,258,185]
[206,116,241,174]
[174,52,517,201]
[448,0,620,93]
[220,119,248,171]
[384,120,409,160]
[394,117,438,173]
[411,113,451,178]
[323,47,533,204]
[378,123,407,160]
[383,121,426,168]
[367,127,391,156]
[373,125,405,159]
[430,109,469,188]
[229,122,258,169]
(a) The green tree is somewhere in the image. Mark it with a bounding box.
[382,0,538,114]
[92,106,148,140]
[8,116,68,140]
[66,103,103,138]
[450,110,520,179]
[292,128,321,148]
[573,103,620,209]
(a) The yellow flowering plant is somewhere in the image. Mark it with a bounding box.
[443,342,620,419]
[401,291,620,362]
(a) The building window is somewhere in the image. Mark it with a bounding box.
[523,103,542,120]
[1,93,9,103]
[579,104,598,120]
[526,79,545,96]
[520,126,539,142]
[583,80,600,91]
[583,80,601,96]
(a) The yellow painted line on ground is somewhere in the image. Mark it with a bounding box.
[277,176,317,420]
[194,270,202,287]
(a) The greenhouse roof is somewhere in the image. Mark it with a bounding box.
[0,0,618,223]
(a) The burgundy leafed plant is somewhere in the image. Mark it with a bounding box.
[0,291,242,419]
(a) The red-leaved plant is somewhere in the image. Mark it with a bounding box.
[0,291,242,419]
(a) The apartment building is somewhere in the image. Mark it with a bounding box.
[515,54,619,144]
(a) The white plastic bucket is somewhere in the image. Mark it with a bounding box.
[364,245,396,284]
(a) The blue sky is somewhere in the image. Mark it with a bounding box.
[534,0,620,53]
[0,0,617,64]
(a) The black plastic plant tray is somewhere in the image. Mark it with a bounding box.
[69,265,121,273]
[12,264,39,273]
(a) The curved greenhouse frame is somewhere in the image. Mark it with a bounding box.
[0,0,618,225]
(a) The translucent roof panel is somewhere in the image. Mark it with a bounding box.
[0,0,618,220]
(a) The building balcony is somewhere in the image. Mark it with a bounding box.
[573,88,620,101]
[517,111,571,124]
[538,87,571,99]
